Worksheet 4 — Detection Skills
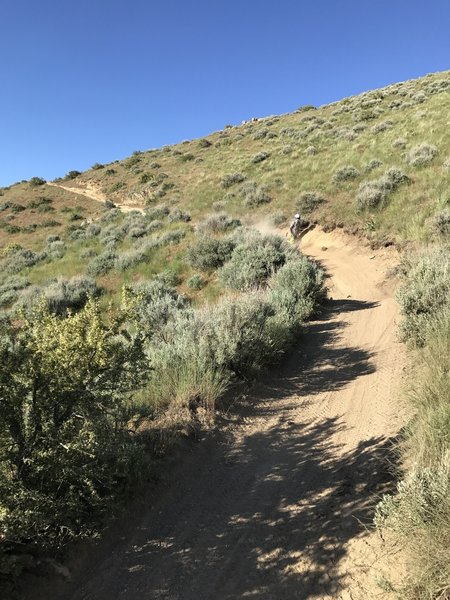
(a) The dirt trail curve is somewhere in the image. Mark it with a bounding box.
[46,182,145,213]
[35,228,406,600]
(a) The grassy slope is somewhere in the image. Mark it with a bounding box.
[1,70,449,303]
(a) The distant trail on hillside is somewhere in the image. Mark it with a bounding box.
[47,182,145,213]
[30,228,406,600]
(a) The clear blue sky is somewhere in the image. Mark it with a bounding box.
[1,0,449,186]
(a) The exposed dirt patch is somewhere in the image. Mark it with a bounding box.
[24,228,407,600]
[47,182,145,214]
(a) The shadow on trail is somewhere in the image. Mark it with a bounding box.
[81,297,394,600]
[116,422,397,600]
[253,298,378,404]
[45,295,394,600]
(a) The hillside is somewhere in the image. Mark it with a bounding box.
[1,70,449,310]
[1,70,450,599]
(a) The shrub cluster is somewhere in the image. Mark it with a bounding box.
[221,172,246,188]
[356,167,410,210]
[240,181,271,207]
[186,237,235,270]
[332,165,360,183]
[196,212,241,234]
[297,191,325,214]
[396,247,450,346]
[407,143,438,167]
[219,233,293,291]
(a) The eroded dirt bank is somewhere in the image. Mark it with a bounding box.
[30,228,406,600]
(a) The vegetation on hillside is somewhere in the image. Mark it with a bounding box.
[375,247,450,599]
[0,230,325,591]
[0,70,449,597]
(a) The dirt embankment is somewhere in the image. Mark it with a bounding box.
[27,227,406,600]
[46,182,145,213]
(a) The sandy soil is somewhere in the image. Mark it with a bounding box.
[46,182,145,213]
[27,227,407,600]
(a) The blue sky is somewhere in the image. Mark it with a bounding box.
[1,0,449,186]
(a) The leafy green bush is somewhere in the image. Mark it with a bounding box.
[186,238,235,270]
[3,248,47,274]
[27,196,53,209]
[0,276,29,308]
[0,300,147,559]
[91,163,104,170]
[168,208,191,223]
[64,170,82,180]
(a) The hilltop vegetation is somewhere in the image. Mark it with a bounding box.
[0,70,449,597]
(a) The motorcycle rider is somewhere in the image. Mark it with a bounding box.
[290,213,302,239]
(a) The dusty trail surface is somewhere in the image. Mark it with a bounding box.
[46,182,145,213]
[40,228,405,600]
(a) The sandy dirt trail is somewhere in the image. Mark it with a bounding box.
[39,227,406,600]
[46,182,145,213]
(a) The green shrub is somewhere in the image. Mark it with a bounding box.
[432,209,450,235]
[86,250,117,276]
[270,211,287,226]
[186,238,235,270]
[44,276,100,315]
[356,167,410,210]
[219,233,292,291]
[392,137,407,149]
[64,170,81,180]
[27,196,53,209]
[3,248,47,274]
[270,257,325,327]
[364,158,383,172]
[252,151,270,164]
[0,276,29,307]
[221,172,246,188]
[187,274,204,290]
[240,181,271,207]
[397,247,450,346]
[168,208,191,223]
[140,172,153,184]
[91,163,104,170]
[297,191,325,214]
[371,119,393,134]
[0,300,147,560]
[123,281,187,342]
[29,177,46,187]
[407,143,438,167]
[332,165,360,183]
[197,213,241,234]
